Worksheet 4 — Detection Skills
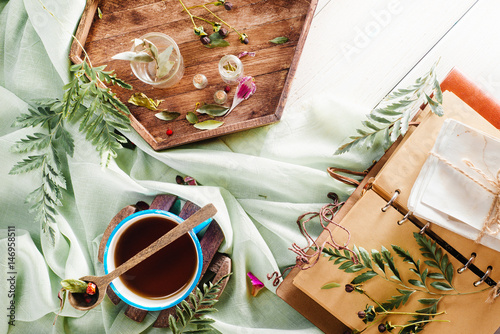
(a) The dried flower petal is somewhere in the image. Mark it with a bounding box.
[227,76,256,116]
[247,272,265,296]
[238,51,256,58]
[184,176,197,186]
[54,288,66,325]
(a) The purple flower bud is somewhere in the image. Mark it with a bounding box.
[218,27,229,38]
[200,36,211,45]
[345,284,355,293]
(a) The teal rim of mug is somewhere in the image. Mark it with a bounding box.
[103,209,207,311]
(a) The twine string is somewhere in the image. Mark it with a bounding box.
[267,195,358,286]
[430,152,500,242]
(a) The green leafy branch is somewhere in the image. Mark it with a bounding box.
[324,234,459,296]
[335,60,443,156]
[168,274,230,334]
[9,60,132,244]
[323,233,491,333]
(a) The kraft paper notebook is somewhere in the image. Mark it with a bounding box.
[290,91,500,333]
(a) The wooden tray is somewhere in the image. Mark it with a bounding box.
[70,0,318,150]
[98,194,231,327]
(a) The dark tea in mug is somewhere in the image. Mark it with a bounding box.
[114,216,198,299]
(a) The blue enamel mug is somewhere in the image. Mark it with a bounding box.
[103,209,211,311]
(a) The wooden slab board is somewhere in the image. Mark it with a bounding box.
[97,195,229,327]
[71,0,318,150]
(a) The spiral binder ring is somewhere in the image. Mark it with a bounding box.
[474,266,492,287]
[457,253,476,274]
[382,190,399,212]
[419,223,430,235]
[397,212,412,225]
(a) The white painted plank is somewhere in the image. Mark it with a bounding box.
[390,0,500,102]
[286,0,478,114]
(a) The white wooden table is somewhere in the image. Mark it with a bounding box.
[288,0,500,115]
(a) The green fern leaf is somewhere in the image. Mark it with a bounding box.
[371,249,386,273]
[176,306,187,327]
[376,289,414,312]
[357,247,373,269]
[334,60,443,156]
[11,133,51,153]
[168,314,180,334]
[381,246,401,281]
[350,271,377,284]
[13,105,57,128]
[189,319,215,325]
[414,233,454,286]
[9,155,45,174]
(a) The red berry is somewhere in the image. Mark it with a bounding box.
[166,129,173,136]
[224,85,231,93]
[86,282,96,295]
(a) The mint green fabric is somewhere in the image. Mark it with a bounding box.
[0,1,381,333]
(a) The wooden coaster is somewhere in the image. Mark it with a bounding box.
[97,194,231,327]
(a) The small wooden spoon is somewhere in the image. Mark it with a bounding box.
[68,203,217,311]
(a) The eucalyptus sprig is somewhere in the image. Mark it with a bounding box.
[335,60,443,156]
[168,274,230,334]
[9,60,132,244]
[179,0,248,45]
[322,233,492,333]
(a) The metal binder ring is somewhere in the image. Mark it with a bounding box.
[419,223,430,235]
[457,253,476,274]
[382,190,399,212]
[474,266,492,287]
[397,212,412,225]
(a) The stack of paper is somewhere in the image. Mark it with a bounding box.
[408,119,500,251]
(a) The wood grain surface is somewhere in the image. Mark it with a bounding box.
[96,195,228,326]
[71,0,317,150]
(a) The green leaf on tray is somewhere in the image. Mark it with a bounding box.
[155,111,180,121]
[156,46,175,78]
[205,33,230,48]
[194,120,224,130]
[111,51,154,63]
[196,104,229,117]
[143,38,159,62]
[269,36,289,44]
[128,92,163,111]
[186,112,199,124]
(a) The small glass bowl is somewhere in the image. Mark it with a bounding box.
[218,55,244,85]
[214,90,228,104]
[193,74,208,89]
[130,32,184,89]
